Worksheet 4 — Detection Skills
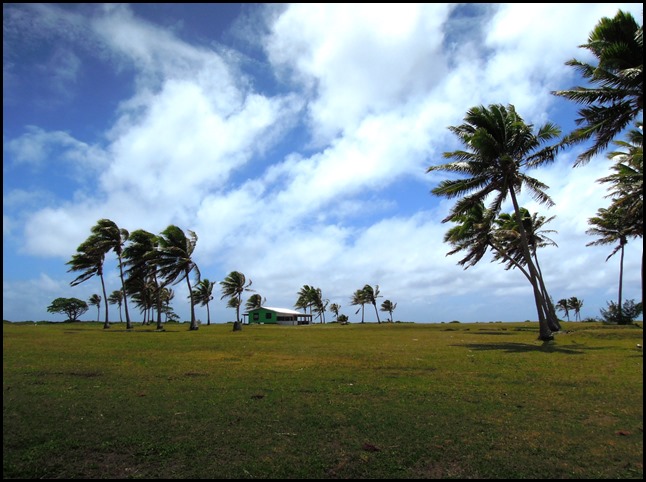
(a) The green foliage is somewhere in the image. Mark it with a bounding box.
[46,297,89,322]
[600,299,643,324]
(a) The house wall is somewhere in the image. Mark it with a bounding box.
[248,308,278,324]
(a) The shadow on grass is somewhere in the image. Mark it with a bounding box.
[453,342,610,355]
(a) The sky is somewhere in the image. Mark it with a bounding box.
[3,3,643,324]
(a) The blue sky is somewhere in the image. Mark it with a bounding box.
[3,3,643,324]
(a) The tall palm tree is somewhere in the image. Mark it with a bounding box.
[89,294,102,322]
[108,290,124,323]
[192,278,216,325]
[295,285,317,314]
[245,293,266,311]
[586,205,631,323]
[428,104,561,340]
[90,219,133,329]
[160,287,174,323]
[362,284,382,324]
[556,299,570,321]
[568,297,584,322]
[351,288,368,323]
[157,226,200,331]
[220,271,253,325]
[552,10,643,165]
[380,299,397,322]
[67,235,110,329]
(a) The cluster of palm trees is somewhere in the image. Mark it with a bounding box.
[556,297,584,322]
[427,10,642,340]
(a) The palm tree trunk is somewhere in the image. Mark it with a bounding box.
[187,272,198,330]
[117,257,132,330]
[99,272,110,329]
[373,303,381,323]
[509,189,552,340]
[206,302,211,325]
[618,242,625,323]
[533,253,561,331]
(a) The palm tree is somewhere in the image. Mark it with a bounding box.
[380,299,397,322]
[191,278,216,325]
[160,287,174,323]
[329,303,341,322]
[89,294,102,322]
[295,285,317,314]
[568,297,584,321]
[556,299,570,321]
[157,226,200,331]
[428,104,561,341]
[245,293,266,311]
[67,235,110,329]
[108,290,124,323]
[90,219,133,329]
[220,271,253,326]
[586,205,631,323]
[351,288,368,323]
[362,284,382,324]
[552,10,643,165]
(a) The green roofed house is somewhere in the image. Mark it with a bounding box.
[244,307,313,326]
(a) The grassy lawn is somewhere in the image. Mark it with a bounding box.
[3,320,643,479]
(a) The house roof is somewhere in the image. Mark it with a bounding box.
[246,306,311,316]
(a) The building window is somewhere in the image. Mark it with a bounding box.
[253,313,259,321]
[265,312,273,319]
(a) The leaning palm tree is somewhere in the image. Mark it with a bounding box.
[568,297,584,322]
[428,104,561,340]
[90,219,133,329]
[351,288,368,323]
[556,299,570,321]
[552,10,643,165]
[362,284,382,324]
[329,303,341,322]
[67,235,110,329]
[89,294,102,322]
[191,278,216,325]
[380,299,397,322]
[295,285,317,315]
[586,205,631,323]
[108,290,124,323]
[220,271,253,326]
[156,226,200,331]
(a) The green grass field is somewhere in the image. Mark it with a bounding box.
[3,320,643,479]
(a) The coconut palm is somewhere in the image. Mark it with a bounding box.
[160,287,175,323]
[428,104,561,341]
[568,297,584,322]
[191,278,215,325]
[245,294,266,311]
[295,285,317,314]
[586,205,631,323]
[552,10,643,165]
[362,284,382,324]
[329,303,341,321]
[108,290,124,323]
[220,271,253,325]
[556,299,570,321]
[380,299,397,322]
[90,219,133,329]
[351,288,368,323]
[157,226,200,331]
[89,294,102,322]
[67,235,110,329]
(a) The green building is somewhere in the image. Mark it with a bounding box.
[245,307,312,325]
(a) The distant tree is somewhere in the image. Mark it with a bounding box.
[362,284,382,323]
[329,303,341,321]
[552,10,643,165]
[157,226,200,331]
[245,294,266,311]
[568,297,584,321]
[192,278,216,325]
[220,271,253,327]
[600,299,643,325]
[108,290,124,323]
[337,314,349,324]
[380,299,397,322]
[47,297,88,322]
[89,294,102,322]
[556,299,570,321]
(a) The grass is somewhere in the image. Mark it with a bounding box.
[3,320,643,479]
